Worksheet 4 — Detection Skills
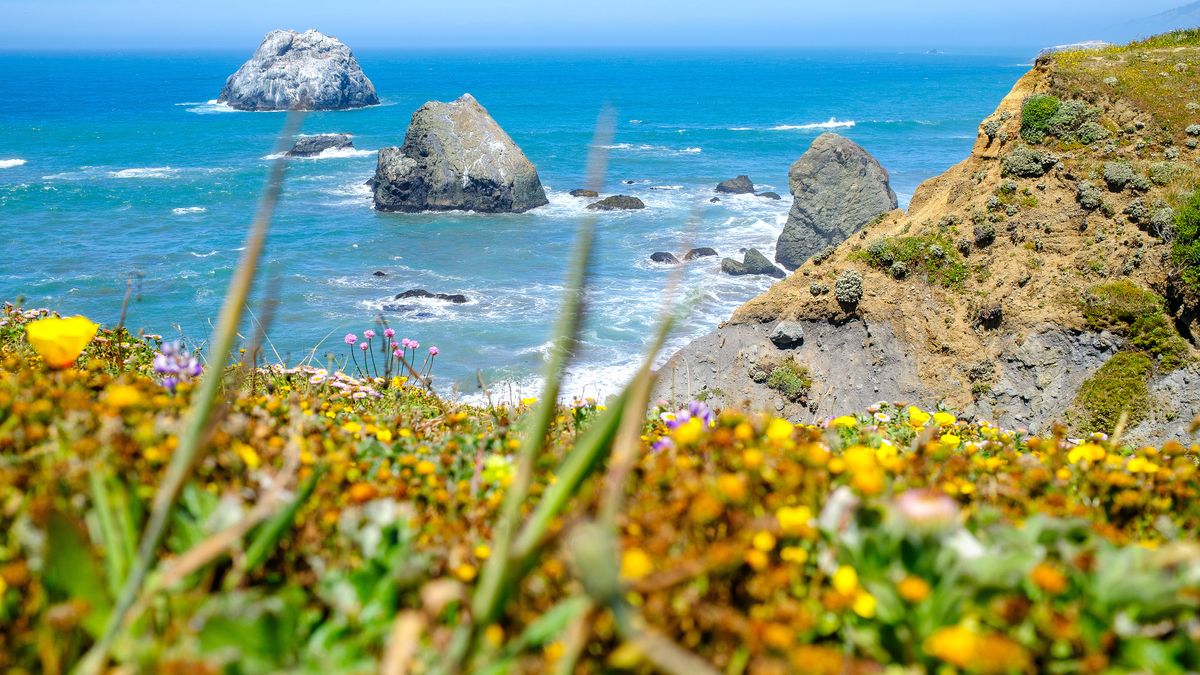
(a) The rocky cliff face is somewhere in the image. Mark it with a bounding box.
[371,94,548,214]
[657,33,1200,443]
[218,30,379,111]
[775,134,899,270]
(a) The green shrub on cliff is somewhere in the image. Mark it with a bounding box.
[1073,351,1153,434]
[1081,280,1190,369]
[1174,188,1200,296]
[1020,94,1061,143]
[766,358,812,402]
[856,234,971,289]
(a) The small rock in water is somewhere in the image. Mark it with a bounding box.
[622,179,637,185]
[710,197,721,203]
[757,191,782,200]
[683,247,719,260]
[569,189,599,198]
[587,195,645,211]
[395,289,469,304]
[769,321,806,348]
[721,249,786,279]
[650,252,681,264]
[716,175,755,194]
[372,270,388,277]
[288,133,354,157]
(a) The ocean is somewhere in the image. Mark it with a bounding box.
[0,48,1032,401]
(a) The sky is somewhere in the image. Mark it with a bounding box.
[0,0,1195,50]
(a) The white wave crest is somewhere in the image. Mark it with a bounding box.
[110,167,178,179]
[0,159,27,169]
[172,206,207,215]
[189,250,218,258]
[771,118,856,131]
[263,147,376,161]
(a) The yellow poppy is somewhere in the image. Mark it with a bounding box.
[25,315,99,368]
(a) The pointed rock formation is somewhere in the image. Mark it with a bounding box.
[371,94,548,213]
[218,30,379,111]
[774,133,898,270]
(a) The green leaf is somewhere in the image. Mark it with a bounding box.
[44,512,112,638]
[515,595,590,648]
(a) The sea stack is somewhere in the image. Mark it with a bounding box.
[218,30,379,111]
[774,133,897,270]
[371,94,549,213]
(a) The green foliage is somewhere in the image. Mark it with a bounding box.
[1072,352,1152,434]
[1081,281,1190,370]
[1173,189,1200,297]
[766,358,812,402]
[854,233,971,289]
[1021,94,1061,143]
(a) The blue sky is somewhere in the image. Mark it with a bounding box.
[0,0,1193,50]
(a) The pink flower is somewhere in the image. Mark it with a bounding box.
[393,349,402,358]
[384,328,396,338]
[343,333,357,346]
[429,346,439,356]
[893,489,960,534]
[401,338,412,348]
[359,343,368,351]
[410,340,419,349]
[364,329,376,340]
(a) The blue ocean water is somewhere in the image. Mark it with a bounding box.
[0,49,1031,399]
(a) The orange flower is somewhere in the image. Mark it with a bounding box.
[25,315,99,368]
[897,576,931,603]
[1031,562,1068,595]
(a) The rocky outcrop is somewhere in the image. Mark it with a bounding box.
[287,133,353,157]
[716,175,755,194]
[721,249,786,279]
[652,320,925,419]
[570,189,599,198]
[394,289,468,304]
[684,247,719,260]
[650,252,681,264]
[757,191,782,200]
[218,30,379,111]
[371,94,548,213]
[775,133,898,270]
[587,195,645,211]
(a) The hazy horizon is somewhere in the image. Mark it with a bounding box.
[2,0,1197,51]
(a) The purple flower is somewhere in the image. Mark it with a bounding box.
[359,343,368,351]
[428,346,439,356]
[153,340,202,393]
[384,328,396,339]
[364,329,376,340]
[652,437,675,452]
[664,400,715,430]
[344,333,357,346]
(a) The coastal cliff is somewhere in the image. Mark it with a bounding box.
[657,31,1200,443]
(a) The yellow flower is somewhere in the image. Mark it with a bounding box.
[520,396,538,406]
[342,421,362,435]
[752,531,777,552]
[852,590,877,618]
[780,546,808,564]
[907,406,931,427]
[744,549,769,571]
[766,418,795,443]
[375,428,393,443]
[484,624,505,647]
[672,417,704,445]
[103,384,142,409]
[933,411,957,428]
[621,548,653,579]
[925,625,977,668]
[832,565,858,594]
[831,415,858,429]
[940,433,961,450]
[474,544,491,560]
[775,505,813,536]
[25,315,99,368]
[416,460,437,475]
[454,563,477,582]
[1127,456,1159,474]
[1067,442,1106,464]
[897,576,931,603]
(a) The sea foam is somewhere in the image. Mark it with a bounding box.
[110,167,178,179]
[0,159,27,169]
[172,207,207,215]
[771,118,856,131]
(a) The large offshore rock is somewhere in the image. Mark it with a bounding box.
[218,30,379,111]
[775,133,897,270]
[721,249,786,279]
[371,94,548,213]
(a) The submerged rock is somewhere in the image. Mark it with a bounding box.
[684,247,719,260]
[218,30,379,111]
[371,94,548,213]
[372,270,387,277]
[587,195,645,211]
[757,191,782,200]
[569,189,599,198]
[775,133,897,270]
[395,289,469,304]
[716,175,755,194]
[650,252,681,264]
[721,249,786,278]
[287,133,354,157]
